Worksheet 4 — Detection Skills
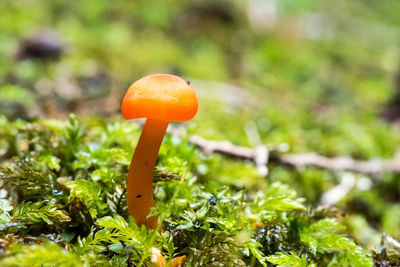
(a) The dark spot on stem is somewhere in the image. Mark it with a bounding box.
[136,194,142,198]
[145,160,149,166]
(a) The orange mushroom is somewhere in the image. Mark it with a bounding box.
[122,74,198,229]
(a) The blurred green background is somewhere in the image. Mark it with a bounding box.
[1,0,400,250]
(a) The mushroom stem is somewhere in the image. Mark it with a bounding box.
[127,118,169,229]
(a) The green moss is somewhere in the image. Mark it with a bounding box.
[0,116,377,266]
[1,0,400,265]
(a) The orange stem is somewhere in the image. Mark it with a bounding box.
[127,118,169,229]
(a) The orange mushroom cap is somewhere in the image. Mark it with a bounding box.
[122,74,198,122]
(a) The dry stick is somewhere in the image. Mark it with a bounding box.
[80,201,112,251]
[131,245,149,267]
[81,200,149,266]
[80,200,113,257]
[383,233,400,251]
[387,234,400,251]
[188,135,400,176]
[138,120,400,175]
[116,187,127,214]
[125,244,149,267]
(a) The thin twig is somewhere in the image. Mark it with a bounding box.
[188,135,400,175]
[80,200,113,257]
[132,121,400,175]
[110,189,149,267]
[116,187,127,214]
[131,245,149,267]
[386,234,400,251]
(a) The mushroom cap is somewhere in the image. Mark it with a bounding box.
[122,74,198,121]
